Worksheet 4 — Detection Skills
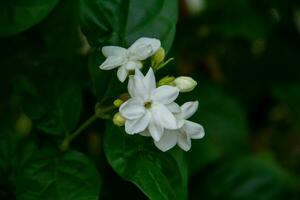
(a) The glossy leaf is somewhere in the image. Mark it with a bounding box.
[80,0,178,51]
[0,0,60,37]
[14,74,82,136]
[88,48,112,100]
[104,123,187,200]
[15,150,101,200]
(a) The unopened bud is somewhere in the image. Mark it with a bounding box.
[15,113,32,137]
[113,112,125,126]
[157,76,175,87]
[113,99,123,107]
[119,93,130,102]
[151,47,165,68]
[174,76,197,92]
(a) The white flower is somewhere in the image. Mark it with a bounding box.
[174,76,197,92]
[119,68,182,141]
[154,101,205,152]
[99,37,161,82]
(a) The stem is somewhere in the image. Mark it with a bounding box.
[69,114,98,141]
[98,105,116,114]
[60,104,117,151]
[154,58,174,72]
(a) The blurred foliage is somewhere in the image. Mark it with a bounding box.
[0,0,300,199]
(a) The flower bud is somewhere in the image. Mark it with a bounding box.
[113,99,123,108]
[119,93,130,102]
[15,113,32,137]
[113,112,125,126]
[151,47,165,68]
[157,76,175,87]
[174,76,197,92]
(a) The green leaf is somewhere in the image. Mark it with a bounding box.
[88,49,111,100]
[88,48,126,101]
[0,0,60,37]
[40,0,84,59]
[15,150,101,200]
[200,154,298,200]
[14,74,83,136]
[10,0,87,137]
[80,0,178,51]
[104,123,187,200]
[0,120,36,199]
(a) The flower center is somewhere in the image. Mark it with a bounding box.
[144,101,152,109]
[128,70,135,75]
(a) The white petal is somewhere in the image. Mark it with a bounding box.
[166,102,181,113]
[151,86,179,104]
[175,115,185,129]
[154,130,177,152]
[151,104,178,130]
[181,101,199,119]
[143,68,156,93]
[183,120,205,139]
[119,98,145,120]
[117,66,128,82]
[139,130,151,137]
[102,46,127,57]
[125,112,151,134]
[123,60,143,70]
[148,118,164,141]
[134,68,144,79]
[130,69,149,100]
[129,37,161,60]
[177,131,191,151]
[99,56,126,70]
[128,76,136,97]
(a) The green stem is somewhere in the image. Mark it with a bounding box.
[69,114,98,141]
[98,105,116,114]
[60,104,117,151]
[154,58,174,72]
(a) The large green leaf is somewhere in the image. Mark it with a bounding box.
[15,150,101,200]
[80,0,178,51]
[0,0,60,37]
[0,120,36,199]
[14,74,83,136]
[104,123,187,200]
[11,0,87,136]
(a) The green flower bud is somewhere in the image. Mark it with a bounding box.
[174,76,197,92]
[151,47,165,68]
[157,76,175,87]
[113,99,124,108]
[113,112,125,126]
[15,113,32,137]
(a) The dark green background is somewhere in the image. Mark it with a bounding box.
[0,0,299,199]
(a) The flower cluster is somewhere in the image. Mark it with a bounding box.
[99,37,204,151]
